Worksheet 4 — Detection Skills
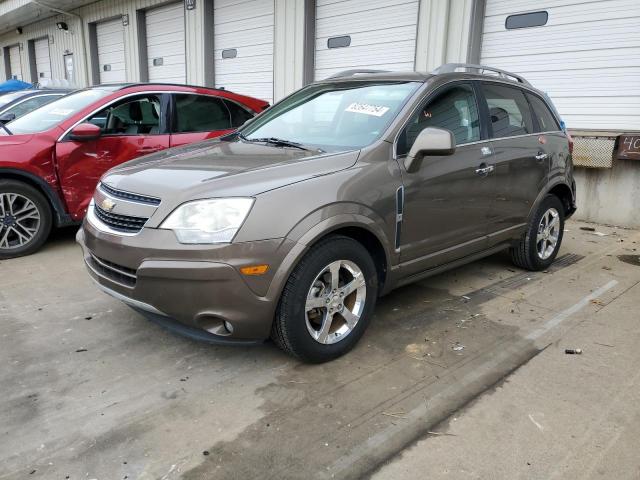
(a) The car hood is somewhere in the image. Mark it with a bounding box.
[102,139,359,202]
[0,133,34,145]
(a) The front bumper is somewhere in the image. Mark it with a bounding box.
[77,221,296,342]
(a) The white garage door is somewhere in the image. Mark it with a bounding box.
[213,0,274,103]
[146,2,186,83]
[480,0,640,130]
[314,0,419,81]
[8,45,22,80]
[33,38,51,82]
[96,18,126,84]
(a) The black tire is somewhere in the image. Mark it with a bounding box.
[271,235,379,363]
[0,179,53,259]
[510,194,565,271]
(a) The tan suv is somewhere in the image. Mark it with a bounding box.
[78,64,576,363]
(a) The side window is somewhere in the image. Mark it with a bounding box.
[224,99,254,128]
[526,93,561,132]
[397,84,480,156]
[174,94,231,133]
[5,95,59,118]
[482,83,534,138]
[88,95,162,135]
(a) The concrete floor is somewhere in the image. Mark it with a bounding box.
[0,220,639,480]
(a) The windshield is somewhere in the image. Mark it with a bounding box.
[3,89,111,135]
[0,90,30,108]
[241,81,420,151]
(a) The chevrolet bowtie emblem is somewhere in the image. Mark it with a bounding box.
[100,198,116,212]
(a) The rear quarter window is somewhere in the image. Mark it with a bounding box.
[482,83,534,139]
[526,93,561,132]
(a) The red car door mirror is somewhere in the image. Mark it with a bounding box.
[69,123,102,141]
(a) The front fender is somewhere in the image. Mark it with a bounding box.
[264,211,396,304]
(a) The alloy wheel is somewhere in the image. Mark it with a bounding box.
[0,192,41,250]
[536,207,560,260]
[305,260,367,345]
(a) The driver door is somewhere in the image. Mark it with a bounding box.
[397,83,495,277]
[55,94,170,220]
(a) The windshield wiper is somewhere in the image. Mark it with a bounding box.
[0,122,12,135]
[244,136,314,152]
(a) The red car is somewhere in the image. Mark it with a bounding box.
[0,83,268,258]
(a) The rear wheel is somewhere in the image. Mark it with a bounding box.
[510,194,564,271]
[0,180,52,259]
[271,236,378,363]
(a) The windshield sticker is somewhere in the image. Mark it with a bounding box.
[345,102,390,117]
[48,108,74,116]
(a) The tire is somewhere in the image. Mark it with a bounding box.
[271,235,379,363]
[0,179,53,259]
[510,194,565,271]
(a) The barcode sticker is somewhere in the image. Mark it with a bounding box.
[345,102,390,117]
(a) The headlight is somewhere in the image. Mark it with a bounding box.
[160,198,254,244]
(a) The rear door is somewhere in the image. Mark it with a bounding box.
[169,94,238,147]
[55,93,170,219]
[398,82,494,276]
[479,82,549,245]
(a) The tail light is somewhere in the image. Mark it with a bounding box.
[566,131,574,155]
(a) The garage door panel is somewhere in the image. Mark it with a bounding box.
[215,71,273,84]
[34,38,51,81]
[484,0,637,33]
[316,3,419,38]
[215,56,272,74]
[315,25,417,50]
[482,27,640,57]
[96,18,126,84]
[314,0,418,81]
[215,0,273,25]
[214,27,273,49]
[214,0,274,103]
[315,40,416,70]
[481,0,640,130]
[485,0,629,16]
[146,2,186,83]
[8,45,22,80]
[214,43,272,59]
[316,0,413,17]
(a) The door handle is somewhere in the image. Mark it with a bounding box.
[137,147,162,154]
[535,152,549,162]
[475,164,495,176]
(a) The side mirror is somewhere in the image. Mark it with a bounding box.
[69,122,101,141]
[404,127,456,173]
[0,112,15,124]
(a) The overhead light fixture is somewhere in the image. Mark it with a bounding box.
[56,22,68,31]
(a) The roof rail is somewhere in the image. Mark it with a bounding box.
[327,69,390,79]
[433,63,531,86]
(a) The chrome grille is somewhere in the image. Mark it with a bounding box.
[94,204,149,234]
[99,183,161,206]
[89,254,137,287]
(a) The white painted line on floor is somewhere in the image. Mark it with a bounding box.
[525,280,618,341]
[326,279,620,478]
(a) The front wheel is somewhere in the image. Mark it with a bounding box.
[271,236,378,363]
[510,194,565,271]
[0,180,52,259]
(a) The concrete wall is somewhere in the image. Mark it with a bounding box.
[574,161,640,228]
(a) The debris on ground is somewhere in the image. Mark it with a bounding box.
[75,348,88,353]
[565,348,583,355]
[594,342,615,348]
[427,431,457,437]
[590,299,605,306]
[580,226,596,231]
[452,343,465,352]
[382,411,408,419]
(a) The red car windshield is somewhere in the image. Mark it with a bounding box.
[2,88,114,135]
